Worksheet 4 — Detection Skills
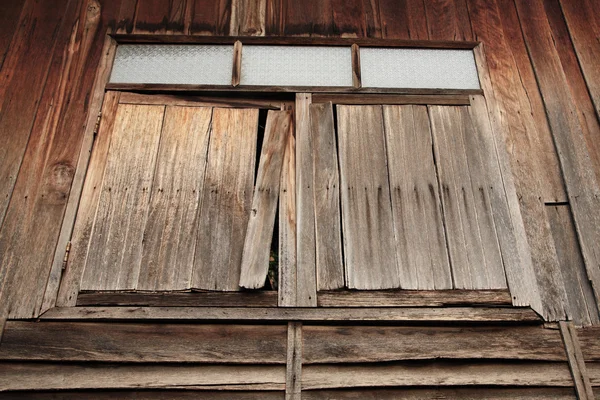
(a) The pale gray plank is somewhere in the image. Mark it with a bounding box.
[310,102,344,290]
[137,106,212,290]
[240,110,291,289]
[383,105,451,290]
[337,105,398,289]
[193,108,259,291]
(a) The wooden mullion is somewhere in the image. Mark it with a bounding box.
[560,321,595,399]
[232,40,242,87]
[351,43,361,88]
[286,322,302,400]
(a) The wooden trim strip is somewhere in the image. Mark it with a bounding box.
[118,91,291,109]
[111,35,480,49]
[42,36,119,312]
[560,321,595,399]
[40,306,543,323]
[105,83,484,96]
[76,291,278,307]
[232,40,242,87]
[351,43,361,89]
[312,93,471,105]
[317,289,512,307]
[285,322,302,400]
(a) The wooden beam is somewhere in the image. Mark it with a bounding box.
[39,306,543,323]
[285,322,302,400]
[76,291,278,307]
[312,93,471,105]
[232,40,242,87]
[560,321,595,399]
[119,91,289,109]
[301,388,577,400]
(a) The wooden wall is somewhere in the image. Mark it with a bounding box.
[0,0,599,324]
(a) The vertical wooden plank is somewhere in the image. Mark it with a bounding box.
[468,1,566,320]
[239,110,291,289]
[544,0,600,189]
[81,105,165,291]
[351,44,361,89]
[0,0,25,71]
[468,94,541,307]
[559,0,600,120]
[56,92,120,306]
[167,0,187,33]
[265,0,284,35]
[137,106,212,291]
[330,0,367,37]
[189,0,231,35]
[363,0,382,38]
[383,105,451,290]
[378,0,428,40]
[337,105,398,290]
[310,102,344,290]
[193,108,258,291]
[279,123,297,306]
[424,0,472,41]
[115,0,137,34]
[295,93,317,306]
[515,0,600,316]
[49,37,119,310]
[560,321,595,399]
[548,205,599,327]
[232,40,242,87]
[133,0,170,33]
[230,0,266,36]
[286,322,302,400]
[280,0,333,37]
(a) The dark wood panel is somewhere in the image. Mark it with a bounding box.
[312,93,471,105]
[115,0,137,34]
[133,0,174,34]
[302,387,577,399]
[576,327,600,361]
[424,0,473,41]
[0,321,287,363]
[0,0,25,70]
[0,391,285,400]
[317,289,512,306]
[378,0,428,40]
[77,291,278,306]
[303,325,566,363]
[278,0,334,37]
[188,0,231,35]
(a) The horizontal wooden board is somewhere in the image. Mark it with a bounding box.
[0,322,287,363]
[576,327,600,361]
[39,307,542,323]
[302,362,573,388]
[301,388,577,399]
[0,391,285,400]
[76,291,278,307]
[302,325,566,363]
[119,91,288,109]
[312,94,471,105]
[317,289,512,306]
[0,363,285,391]
[589,362,600,386]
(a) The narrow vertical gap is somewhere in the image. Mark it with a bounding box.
[264,203,279,291]
[331,103,346,288]
[254,109,269,186]
[427,106,456,289]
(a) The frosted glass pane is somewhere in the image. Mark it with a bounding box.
[361,48,480,90]
[110,44,233,85]
[240,46,353,87]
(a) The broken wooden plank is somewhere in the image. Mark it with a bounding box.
[310,102,344,290]
[240,110,291,289]
[337,105,398,289]
[295,93,317,306]
[0,321,287,363]
[136,106,212,291]
[383,105,451,290]
[0,363,285,391]
[40,306,542,323]
[302,325,567,363]
[302,362,573,389]
[193,108,258,291]
[80,104,164,291]
[285,322,302,400]
[560,321,595,399]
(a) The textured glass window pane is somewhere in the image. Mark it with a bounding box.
[110,44,233,85]
[240,46,353,87]
[361,48,480,90]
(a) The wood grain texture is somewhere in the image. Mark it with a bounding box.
[424,0,473,41]
[41,306,542,323]
[119,91,286,109]
[230,0,266,36]
[278,121,297,306]
[379,0,428,40]
[548,205,599,327]
[302,362,573,389]
[276,0,334,37]
[81,104,164,291]
[240,110,291,288]
[302,325,566,363]
[312,93,471,106]
[193,108,258,291]
[515,0,600,316]
[56,91,121,306]
[48,38,119,311]
[575,327,600,362]
[0,321,287,363]
[310,102,344,290]
[133,0,171,33]
[76,291,277,307]
[188,0,231,35]
[137,106,212,290]
[295,93,317,306]
[232,40,242,86]
[337,105,398,289]
[0,391,285,400]
[560,321,595,399]
[0,0,25,71]
[115,0,137,34]
[285,322,302,400]
[383,105,451,290]
[469,3,566,319]
[0,363,286,391]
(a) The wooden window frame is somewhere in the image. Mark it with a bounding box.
[42,35,523,315]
